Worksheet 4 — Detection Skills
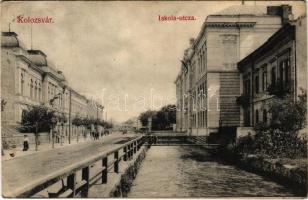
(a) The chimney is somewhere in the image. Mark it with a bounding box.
[267,5,292,24]
[281,5,292,24]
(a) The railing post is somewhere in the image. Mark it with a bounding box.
[127,145,131,159]
[102,157,108,184]
[114,151,119,173]
[81,166,89,197]
[130,143,133,158]
[137,140,140,151]
[67,173,76,197]
[134,141,137,154]
[124,146,127,161]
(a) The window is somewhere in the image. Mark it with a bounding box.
[271,66,276,85]
[285,59,290,84]
[48,86,50,99]
[30,79,33,99]
[203,111,206,127]
[38,83,42,101]
[262,67,267,92]
[278,61,284,85]
[255,74,259,94]
[21,109,27,121]
[255,109,259,124]
[21,73,24,95]
[200,53,203,72]
[34,81,37,100]
[244,79,251,96]
[244,109,250,126]
[263,109,267,123]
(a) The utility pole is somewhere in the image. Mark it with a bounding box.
[68,90,72,144]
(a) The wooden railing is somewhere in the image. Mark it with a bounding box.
[5,136,146,198]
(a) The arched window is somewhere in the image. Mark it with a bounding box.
[21,73,24,95]
[38,83,42,101]
[255,109,259,124]
[30,79,33,99]
[34,81,37,100]
[263,109,267,123]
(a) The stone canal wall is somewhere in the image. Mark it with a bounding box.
[209,146,307,196]
[109,146,149,197]
[88,144,150,198]
[237,154,307,195]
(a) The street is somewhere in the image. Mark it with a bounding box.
[2,133,138,195]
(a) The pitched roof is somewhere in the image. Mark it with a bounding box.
[213,5,267,16]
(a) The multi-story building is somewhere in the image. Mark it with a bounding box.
[176,5,293,136]
[1,31,104,130]
[237,15,306,133]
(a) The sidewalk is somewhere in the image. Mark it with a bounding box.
[2,132,121,161]
[2,132,139,196]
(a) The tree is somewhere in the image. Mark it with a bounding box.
[21,105,57,151]
[138,104,176,130]
[252,89,307,158]
[58,113,68,125]
[268,90,307,133]
[72,116,84,127]
[139,110,156,127]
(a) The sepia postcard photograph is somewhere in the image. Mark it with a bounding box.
[1,0,307,198]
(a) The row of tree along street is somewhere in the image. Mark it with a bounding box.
[17,105,113,151]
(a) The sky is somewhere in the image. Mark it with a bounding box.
[1,1,306,123]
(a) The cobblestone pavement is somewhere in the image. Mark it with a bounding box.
[2,132,139,195]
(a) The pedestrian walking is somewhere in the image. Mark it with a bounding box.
[23,135,29,151]
[91,124,95,140]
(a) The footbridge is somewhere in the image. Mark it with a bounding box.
[145,132,220,150]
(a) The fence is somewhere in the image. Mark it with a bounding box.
[4,136,146,198]
[2,125,110,150]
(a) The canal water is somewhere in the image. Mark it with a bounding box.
[128,146,295,197]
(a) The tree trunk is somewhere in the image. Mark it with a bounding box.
[52,125,55,149]
[61,125,64,146]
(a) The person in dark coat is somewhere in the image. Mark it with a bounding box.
[23,135,29,151]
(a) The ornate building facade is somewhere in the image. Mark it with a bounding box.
[175,5,293,136]
[237,15,307,134]
[1,32,104,127]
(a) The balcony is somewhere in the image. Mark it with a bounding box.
[267,83,291,98]
[236,95,250,108]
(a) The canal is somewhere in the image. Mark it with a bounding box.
[128,146,295,197]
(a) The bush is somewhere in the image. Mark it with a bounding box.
[252,89,307,158]
[268,94,306,132]
[253,128,307,158]
[241,89,307,159]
